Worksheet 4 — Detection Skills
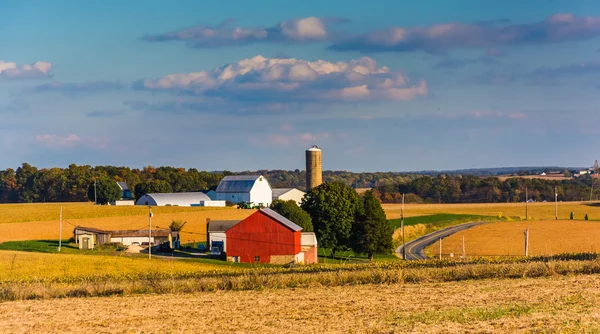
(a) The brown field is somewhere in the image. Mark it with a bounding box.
[1,274,599,332]
[496,174,572,181]
[425,220,600,257]
[0,203,253,244]
[382,201,600,220]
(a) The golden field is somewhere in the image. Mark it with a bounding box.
[1,273,599,332]
[0,203,253,244]
[0,250,234,282]
[425,220,600,257]
[382,201,600,220]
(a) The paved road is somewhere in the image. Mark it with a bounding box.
[396,222,486,260]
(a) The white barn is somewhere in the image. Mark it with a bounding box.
[136,192,224,207]
[215,175,272,206]
[272,188,306,206]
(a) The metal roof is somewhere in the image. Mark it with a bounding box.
[74,226,110,234]
[216,175,269,193]
[136,192,211,206]
[260,208,303,232]
[272,188,304,198]
[116,182,129,191]
[111,229,171,238]
[207,220,241,232]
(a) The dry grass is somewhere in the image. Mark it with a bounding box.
[0,251,234,282]
[383,201,600,220]
[496,174,572,181]
[0,203,253,244]
[426,220,600,257]
[1,274,599,332]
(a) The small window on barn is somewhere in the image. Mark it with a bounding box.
[254,256,260,263]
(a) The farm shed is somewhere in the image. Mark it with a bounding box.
[301,232,318,264]
[73,226,111,246]
[116,181,133,200]
[110,229,172,246]
[272,188,305,205]
[215,175,272,207]
[136,192,221,207]
[225,208,308,264]
[206,220,241,253]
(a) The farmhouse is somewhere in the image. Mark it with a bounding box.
[135,192,225,207]
[73,226,175,248]
[214,175,272,206]
[110,181,135,206]
[272,188,305,205]
[224,208,317,264]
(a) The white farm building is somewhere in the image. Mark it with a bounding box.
[136,192,225,207]
[214,175,272,206]
[272,188,305,206]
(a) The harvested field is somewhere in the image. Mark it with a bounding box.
[383,201,600,220]
[0,203,253,244]
[426,220,600,257]
[497,174,572,181]
[1,274,599,332]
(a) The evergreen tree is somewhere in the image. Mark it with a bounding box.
[352,190,393,261]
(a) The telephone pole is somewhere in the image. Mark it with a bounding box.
[401,193,406,260]
[524,229,529,257]
[555,186,558,220]
[148,206,153,260]
[58,206,62,252]
[94,179,97,205]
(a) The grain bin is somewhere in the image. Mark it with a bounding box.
[306,145,322,191]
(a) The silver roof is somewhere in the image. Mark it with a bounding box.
[136,192,210,206]
[207,220,241,232]
[116,182,129,191]
[272,188,304,198]
[260,208,303,232]
[216,175,268,193]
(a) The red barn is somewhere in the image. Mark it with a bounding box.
[225,208,305,264]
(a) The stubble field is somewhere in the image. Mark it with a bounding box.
[425,220,600,257]
[1,273,599,333]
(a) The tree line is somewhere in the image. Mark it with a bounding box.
[372,174,599,203]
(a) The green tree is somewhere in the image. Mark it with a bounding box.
[352,190,394,261]
[88,178,120,205]
[134,180,173,199]
[169,220,187,232]
[301,181,360,258]
[270,199,313,232]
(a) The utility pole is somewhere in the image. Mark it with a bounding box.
[590,178,595,201]
[401,193,406,260]
[524,229,529,257]
[94,179,97,205]
[555,186,558,220]
[148,206,153,260]
[58,206,62,252]
[525,186,529,220]
[439,237,442,260]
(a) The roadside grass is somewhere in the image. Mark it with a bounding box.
[316,248,400,264]
[0,240,125,255]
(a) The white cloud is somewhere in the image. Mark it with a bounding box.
[136,55,427,103]
[0,60,53,79]
[35,134,81,148]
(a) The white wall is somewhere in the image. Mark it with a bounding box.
[200,200,226,207]
[110,200,135,206]
[275,189,305,205]
[250,177,272,206]
[208,232,227,252]
[215,192,251,204]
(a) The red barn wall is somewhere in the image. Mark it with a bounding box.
[226,211,301,263]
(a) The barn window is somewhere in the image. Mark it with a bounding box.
[254,256,260,262]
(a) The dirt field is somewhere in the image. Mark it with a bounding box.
[425,220,600,257]
[1,274,599,333]
[382,201,600,220]
[496,174,572,182]
[0,204,253,244]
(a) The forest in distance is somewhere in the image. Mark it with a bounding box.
[0,163,597,204]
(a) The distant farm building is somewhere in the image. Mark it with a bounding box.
[110,181,135,206]
[135,192,225,207]
[214,175,272,207]
[73,226,175,249]
[272,188,305,205]
[224,208,317,264]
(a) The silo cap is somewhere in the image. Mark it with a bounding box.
[307,145,321,151]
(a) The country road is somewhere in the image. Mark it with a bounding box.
[396,222,486,260]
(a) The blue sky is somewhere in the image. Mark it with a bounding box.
[2,0,600,172]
